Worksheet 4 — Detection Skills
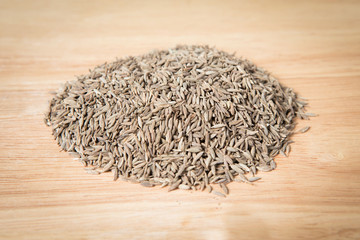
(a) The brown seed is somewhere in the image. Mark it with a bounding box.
[179,184,191,190]
[168,179,182,192]
[220,183,229,195]
[85,169,100,175]
[248,177,261,182]
[236,173,249,183]
[298,126,310,133]
[140,181,154,188]
[213,191,226,198]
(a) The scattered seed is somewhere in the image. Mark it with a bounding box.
[298,126,310,133]
[140,181,154,188]
[213,191,226,198]
[248,177,261,182]
[305,113,317,117]
[220,183,229,195]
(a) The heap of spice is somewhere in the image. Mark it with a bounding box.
[45,45,312,196]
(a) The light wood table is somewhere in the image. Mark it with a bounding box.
[1,0,359,239]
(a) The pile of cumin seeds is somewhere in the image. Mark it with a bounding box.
[45,45,311,196]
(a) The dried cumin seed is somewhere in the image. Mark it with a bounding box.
[211,124,226,129]
[285,144,291,156]
[220,183,229,195]
[305,113,317,117]
[129,178,139,184]
[248,176,261,182]
[168,179,182,192]
[207,185,213,193]
[179,184,190,190]
[280,150,287,157]
[112,168,119,181]
[186,146,202,153]
[256,165,272,172]
[230,164,244,174]
[140,181,154,187]
[200,182,205,191]
[270,160,276,170]
[236,173,249,183]
[212,190,226,198]
[238,163,250,172]
[226,147,238,152]
[298,126,310,133]
[99,157,115,173]
[85,169,100,175]
[193,151,204,162]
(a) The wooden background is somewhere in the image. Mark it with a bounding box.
[1,0,360,239]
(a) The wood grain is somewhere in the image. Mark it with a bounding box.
[1,0,360,239]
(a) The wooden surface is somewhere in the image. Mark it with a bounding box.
[1,0,360,239]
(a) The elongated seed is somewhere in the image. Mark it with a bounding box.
[213,191,226,198]
[248,177,261,182]
[298,126,310,133]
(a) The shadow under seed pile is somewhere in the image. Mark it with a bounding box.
[45,45,310,196]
